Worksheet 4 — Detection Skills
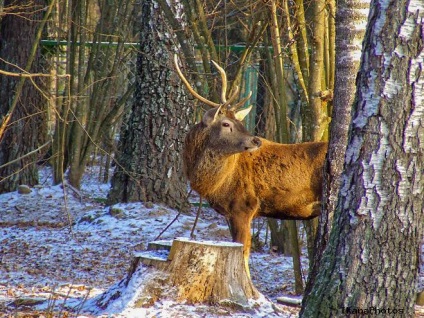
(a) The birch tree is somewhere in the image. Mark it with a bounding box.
[301,0,424,316]
[304,0,371,296]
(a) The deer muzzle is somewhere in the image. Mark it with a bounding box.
[245,137,262,152]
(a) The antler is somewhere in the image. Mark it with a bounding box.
[211,60,244,108]
[230,91,252,111]
[210,60,253,112]
[174,54,252,112]
[174,55,220,108]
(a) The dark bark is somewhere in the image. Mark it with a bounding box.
[301,0,424,316]
[108,0,190,212]
[0,0,46,193]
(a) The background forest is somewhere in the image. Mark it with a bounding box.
[0,0,336,193]
[0,0,341,287]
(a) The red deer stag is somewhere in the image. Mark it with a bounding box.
[174,55,327,276]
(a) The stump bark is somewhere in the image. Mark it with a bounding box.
[96,238,259,310]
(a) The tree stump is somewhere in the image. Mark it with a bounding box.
[166,239,258,304]
[95,238,259,310]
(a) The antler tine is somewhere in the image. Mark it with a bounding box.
[222,85,239,108]
[211,60,228,103]
[213,103,226,122]
[212,86,240,122]
[174,54,220,108]
[229,91,253,111]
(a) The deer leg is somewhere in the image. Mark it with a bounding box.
[228,215,253,279]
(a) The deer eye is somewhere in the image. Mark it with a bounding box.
[222,122,230,128]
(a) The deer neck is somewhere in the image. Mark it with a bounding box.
[190,149,239,196]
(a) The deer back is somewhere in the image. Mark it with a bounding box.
[245,139,327,219]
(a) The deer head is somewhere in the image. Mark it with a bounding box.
[174,55,261,155]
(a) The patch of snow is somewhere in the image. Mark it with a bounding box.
[0,166,305,317]
[175,236,243,247]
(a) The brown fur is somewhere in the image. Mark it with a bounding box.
[183,108,327,275]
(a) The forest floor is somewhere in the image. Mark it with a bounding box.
[0,166,423,317]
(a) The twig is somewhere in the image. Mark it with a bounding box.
[154,189,196,241]
[190,196,203,239]
[61,182,75,239]
[73,287,93,317]
[0,0,57,141]
[154,210,182,241]
[0,141,51,169]
[0,68,70,78]
[58,284,73,317]
[63,180,82,203]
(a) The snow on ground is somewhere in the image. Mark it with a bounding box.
[0,166,423,317]
[0,167,303,317]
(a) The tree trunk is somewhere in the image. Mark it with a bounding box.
[167,239,258,304]
[107,0,190,212]
[0,0,47,193]
[303,0,370,298]
[322,0,371,234]
[294,0,309,85]
[95,239,259,310]
[65,0,135,188]
[267,219,291,255]
[301,1,424,316]
[300,0,328,271]
[288,220,303,295]
[303,0,326,142]
[269,0,289,143]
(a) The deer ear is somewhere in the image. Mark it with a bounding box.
[235,106,252,121]
[202,108,220,126]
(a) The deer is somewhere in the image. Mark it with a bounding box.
[174,55,328,277]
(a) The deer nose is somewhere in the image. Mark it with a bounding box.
[252,137,261,147]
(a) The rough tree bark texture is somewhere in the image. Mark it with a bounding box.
[301,0,424,316]
[303,0,370,297]
[0,0,46,193]
[107,0,190,211]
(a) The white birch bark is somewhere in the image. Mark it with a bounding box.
[303,0,371,300]
[301,0,424,316]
